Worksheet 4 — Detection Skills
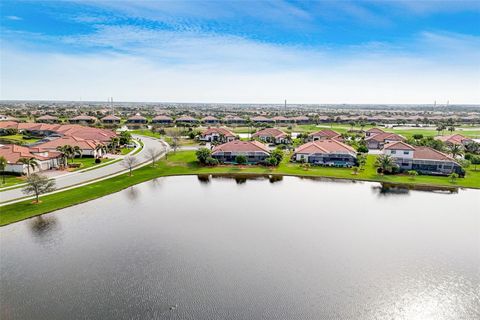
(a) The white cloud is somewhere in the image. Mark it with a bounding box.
[5,15,22,21]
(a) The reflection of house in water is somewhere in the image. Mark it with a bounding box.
[197,174,283,185]
[372,182,458,196]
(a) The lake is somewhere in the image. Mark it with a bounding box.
[1,175,479,319]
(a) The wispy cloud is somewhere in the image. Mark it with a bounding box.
[5,15,22,21]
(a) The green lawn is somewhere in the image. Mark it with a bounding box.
[1,150,479,226]
[68,157,101,171]
[0,175,26,188]
[0,134,40,144]
[120,147,134,155]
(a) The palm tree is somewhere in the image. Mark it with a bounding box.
[73,146,82,159]
[18,157,39,176]
[94,144,106,158]
[448,143,463,159]
[0,156,7,184]
[108,136,120,152]
[56,145,69,166]
[374,154,397,174]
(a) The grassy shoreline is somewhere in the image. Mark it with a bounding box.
[1,150,479,226]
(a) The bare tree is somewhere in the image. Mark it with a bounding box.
[145,147,163,167]
[22,174,56,203]
[170,129,181,153]
[121,156,140,176]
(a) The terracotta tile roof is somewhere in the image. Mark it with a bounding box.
[212,140,270,154]
[366,132,405,142]
[176,115,198,122]
[202,116,219,121]
[295,139,356,155]
[37,115,58,120]
[366,127,385,134]
[292,116,309,121]
[0,121,19,129]
[201,127,235,137]
[252,128,287,139]
[251,116,272,122]
[383,141,416,150]
[413,146,457,162]
[272,116,290,121]
[308,129,340,138]
[70,115,97,121]
[101,115,121,121]
[224,115,245,121]
[35,136,101,150]
[152,115,173,121]
[435,134,470,145]
[0,144,50,164]
[127,114,147,121]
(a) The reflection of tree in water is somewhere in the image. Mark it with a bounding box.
[126,186,139,201]
[149,178,162,190]
[235,177,247,184]
[197,175,211,184]
[29,215,60,242]
[269,175,283,183]
[372,183,410,197]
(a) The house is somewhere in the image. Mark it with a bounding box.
[202,116,220,124]
[251,116,274,124]
[252,128,289,144]
[0,115,18,122]
[383,141,462,176]
[224,115,246,125]
[272,116,290,124]
[37,115,60,124]
[17,123,59,137]
[293,139,357,167]
[199,128,236,143]
[211,140,270,164]
[152,115,173,125]
[176,116,199,125]
[308,129,341,142]
[127,114,147,125]
[366,132,405,149]
[365,127,385,137]
[292,116,310,124]
[435,134,473,146]
[34,136,105,157]
[0,144,62,174]
[101,115,121,124]
[69,115,97,125]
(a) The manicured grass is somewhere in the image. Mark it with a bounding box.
[120,147,134,155]
[2,150,479,226]
[68,157,101,171]
[0,175,26,188]
[0,134,40,144]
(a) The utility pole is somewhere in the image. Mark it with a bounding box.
[284,99,287,115]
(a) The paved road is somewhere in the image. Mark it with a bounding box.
[0,135,168,205]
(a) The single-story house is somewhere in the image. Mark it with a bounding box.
[365,127,385,137]
[127,114,147,124]
[292,116,310,124]
[199,128,236,143]
[251,116,274,124]
[101,115,121,124]
[293,139,357,167]
[307,129,341,142]
[152,115,173,125]
[211,140,270,164]
[34,135,105,157]
[0,144,62,174]
[37,115,60,124]
[383,141,462,175]
[69,115,97,125]
[366,132,405,149]
[272,116,291,124]
[176,116,199,125]
[434,134,473,146]
[252,128,290,144]
[224,115,246,124]
[202,116,220,124]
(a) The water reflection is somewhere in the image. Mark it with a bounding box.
[372,183,458,197]
[197,175,211,184]
[28,215,60,245]
[125,186,140,201]
[148,178,162,190]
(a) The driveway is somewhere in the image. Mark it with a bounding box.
[0,135,168,205]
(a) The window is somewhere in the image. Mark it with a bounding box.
[403,151,409,155]
[391,150,396,154]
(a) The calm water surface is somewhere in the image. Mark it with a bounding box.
[1,176,479,319]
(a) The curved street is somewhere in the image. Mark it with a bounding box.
[0,135,168,206]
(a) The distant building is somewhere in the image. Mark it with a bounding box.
[292,116,310,124]
[434,134,473,146]
[176,116,199,125]
[252,128,289,144]
[366,132,405,149]
[202,116,220,124]
[152,115,173,125]
[365,127,385,137]
[211,140,270,164]
[69,115,97,125]
[199,127,236,143]
[127,114,147,124]
[101,115,121,124]
[36,115,60,124]
[383,141,462,176]
[293,139,357,167]
[224,115,246,125]
[0,144,62,174]
[272,116,290,124]
[308,129,341,142]
[250,116,274,124]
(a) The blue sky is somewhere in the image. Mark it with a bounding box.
[1,0,479,103]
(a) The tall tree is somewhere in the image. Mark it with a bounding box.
[0,156,7,184]
[18,157,39,176]
[448,144,463,158]
[22,173,56,203]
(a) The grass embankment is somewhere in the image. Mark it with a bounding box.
[1,151,480,226]
[0,175,26,188]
